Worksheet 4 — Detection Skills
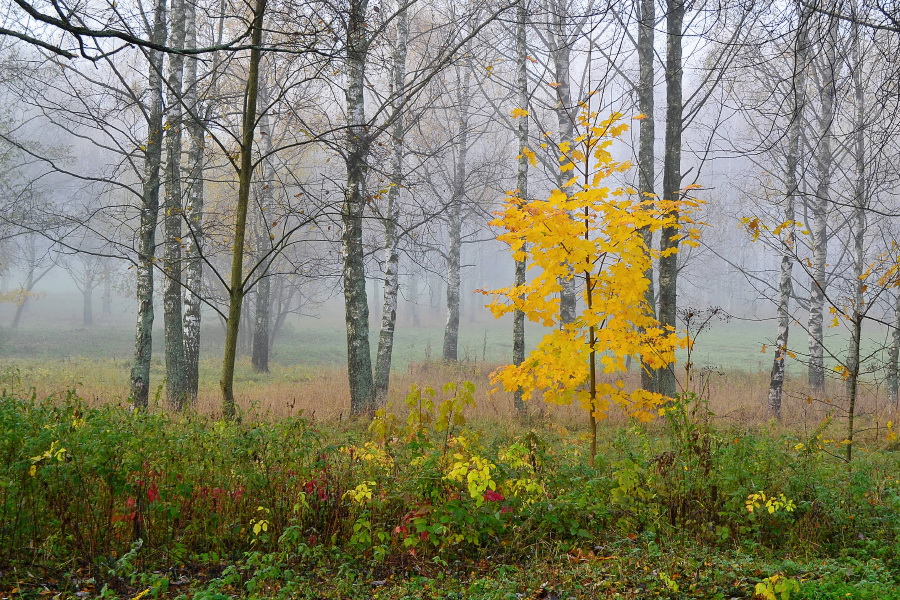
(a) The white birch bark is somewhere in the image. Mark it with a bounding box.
[342,0,376,415]
[636,0,657,393]
[442,61,470,362]
[181,0,207,403]
[888,295,900,407]
[845,4,866,461]
[374,2,409,405]
[513,0,529,415]
[547,0,578,325]
[163,0,187,410]
[807,10,839,398]
[130,0,167,409]
[768,1,808,419]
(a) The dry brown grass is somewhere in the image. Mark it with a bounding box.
[5,357,897,442]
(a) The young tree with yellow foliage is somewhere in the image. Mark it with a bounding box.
[482,109,701,466]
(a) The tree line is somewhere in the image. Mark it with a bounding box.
[0,0,898,426]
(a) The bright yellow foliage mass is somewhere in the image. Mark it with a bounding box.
[482,110,702,423]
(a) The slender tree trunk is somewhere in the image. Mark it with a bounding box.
[845,6,866,462]
[11,235,39,330]
[101,272,112,316]
[130,0,167,409]
[888,294,900,407]
[769,222,795,420]
[807,8,839,397]
[163,0,187,410]
[549,0,578,325]
[409,271,421,326]
[342,0,375,416]
[807,10,838,398]
[82,278,94,326]
[431,273,441,316]
[442,63,470,362]
[636,0,657,393]
[220,0,267,419]
[181,0,206,403]
[10,291,28,329]
[443,205,462,361]
[251,249,272,372]
[513,0,529,416]
[769,3,808,419]
[251,76,275,373]
[374,3,408,405]
[269,276,296,351]
[657,0,684,399]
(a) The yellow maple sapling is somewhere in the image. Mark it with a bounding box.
[481,109,702,464]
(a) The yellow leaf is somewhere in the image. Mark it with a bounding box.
[510,108,529,118]
[517,146,537,167]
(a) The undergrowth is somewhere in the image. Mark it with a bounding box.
[0,387,897,599]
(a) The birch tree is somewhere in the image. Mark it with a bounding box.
[768,1,810,419]
[512,0,530,415]
[162,0,188,410]
[181,0,212,402]
[131,0,167,409]
[373,1,410,404]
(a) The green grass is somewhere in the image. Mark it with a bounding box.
[0,315,883,374]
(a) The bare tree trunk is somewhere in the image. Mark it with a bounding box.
[374,2,408,405]
[807,9,838,398]
[442,61,470,362]
[769,2,808,419]
[130,0,167,409]
[163,0,187,410]
[251,77,275,373]
[845,6,866,462]
[220,0,266,419]
[269,275,297,350]
[182,0,207,404]
[102,272,112,316]
[888,294,900,407]
[342,0,375,416]
[82,272,95,326]
[657,0,684,399]
[10,293,27,329]
[443,203,462,361]
[548,0,578,325]
[512,0,529,416]
[251,252,272,372]
[636,0,656,393]
[408,271,421,326]
[239,290,253,356]
[11,235,49,330]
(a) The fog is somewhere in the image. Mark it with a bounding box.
[0,0,898,412]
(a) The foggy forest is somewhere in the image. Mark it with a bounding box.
[0,0,899,598]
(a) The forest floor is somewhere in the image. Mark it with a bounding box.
[1,378,898,599]
[1,321,898,599]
